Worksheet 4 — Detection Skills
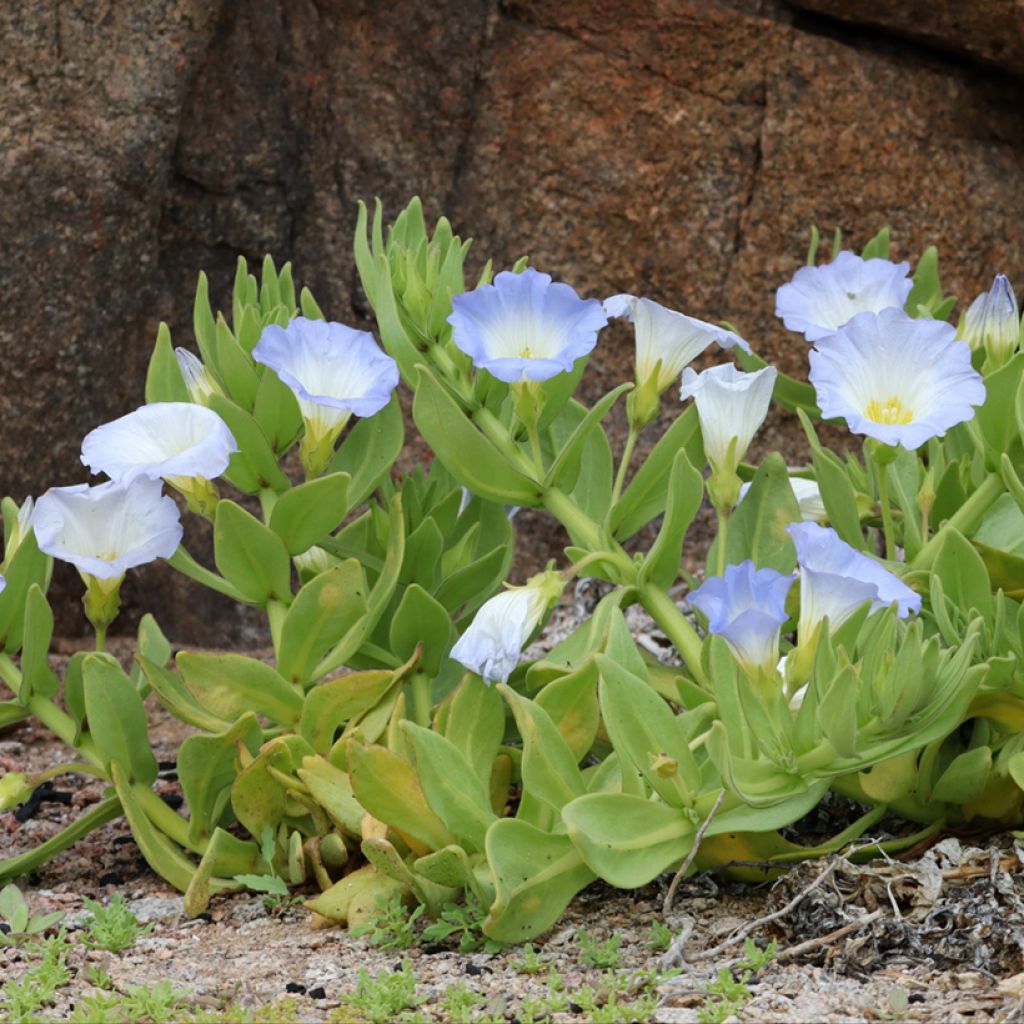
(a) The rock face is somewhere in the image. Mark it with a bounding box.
[2,0,1023,639]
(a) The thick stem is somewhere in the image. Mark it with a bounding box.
[168,546,250,603]
[134,785,201,853]
[715,507,729,577]
[26,696,106,771]
[640,585,707,686]
[911,472,1003,570]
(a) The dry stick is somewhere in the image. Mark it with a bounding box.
[692,856,845,962]
[772,909,884,963]
[663,790,727,918]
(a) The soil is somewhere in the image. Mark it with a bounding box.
[4,633,1024,1022]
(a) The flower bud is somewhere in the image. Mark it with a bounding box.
[959,274,1020,370]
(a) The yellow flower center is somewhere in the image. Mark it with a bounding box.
[865,396,913,425]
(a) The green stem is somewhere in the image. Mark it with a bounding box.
[640,584,708,686]
[134,785,200,853]
[0,653,23,692]
[876,462,898,561]
[0,797,123,886]
[167,546,251,603]
[95,625,107,653]
[911,471,1003,570]
[715,507,729,576]
[475,407,543,477]
[26,696,107,770]
[526,419,545,476]
[410,672,433,728]
[610,425,639,508]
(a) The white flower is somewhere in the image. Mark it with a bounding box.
[448,268,607,383]
[0,575,5,596]
[739,477,827,523]
[175,348,223,405]
[81,403,238,485]
[808,309,985,450]
[450,571,564,683]
[679,363,777,475]
[775,251,913,342]
[31,478,182,581]
[959,274,1020,367]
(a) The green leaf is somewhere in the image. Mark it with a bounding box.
[348,741,456,853]
[178,714,264,843]
[327,396,404,508]
[402,723,496,852]
[18,585,57,702]
[136,654,232,734]
[299,670,397,754]
[534,663,600,763]
[111,765,199,894]
[441,676,506,784]
[130,613,172,691]
[932,528,993,620]
[176,652,302,727]
[209,396,292,494]
[596,652,699,808]
[268,473,351,555]
[213,500,293,604]
[145,323,190,403]
[296,755,364,835]
[708,453,800,572]
[251,363,302,454]
[413,366,544,506]
[562,793,694,887]
[0,884,28,932]
[639,449,703,588]
[214,316,259,411]
[389,585,452,675]
[193,272,220,379]
[278,561,368,685]
[0,529,51,653]
[860,226,890,260]
[498,685,585,814]
[83,655,158,785]
[798,409,866,549]
[976,351,1024,467]
[544,384,632,492]
[483,819,595,943]
[230,738,302,840]
[611,405,704,540]
[930,746,991,804]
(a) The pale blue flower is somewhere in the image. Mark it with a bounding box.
[776,251,913,342]
[688,561,795,673]
[81,403,238,485]
[959,274,1020,366]
[809,309,985,450]
[679,363,777,474]
[450,571,564,683]
[739,477,826,523]
[0,575,5,595]
[253,317,399,436]
[448,268,607,383]
[787,521,920,639]
[32,478,182,581]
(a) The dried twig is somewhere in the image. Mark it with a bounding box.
[663,790,726,918]
[773,909,884,963]
[693,856,843,962]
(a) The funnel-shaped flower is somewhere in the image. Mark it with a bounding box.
[689,561,795,675]
[253,317,399,475]
[607,294,751,425]
[448,268,607,383]
[809,309,985,450]
[776,252,913,342]
[175,348,223,405]
[450,570,564,683]
[81,403,238,486]
[739,477,827,523]
[788,522,920,640]
[679,363,777,479]
[959,274,1020,368]
[32,478,182,581]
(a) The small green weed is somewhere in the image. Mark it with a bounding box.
[0,931,73,1020]
[577,929,622,968]
[510,942,546,974]
[439,980,485,1019]
[645,919,674,952]
[81,894,152,953]
[0,883,64,944]
[334,960,426,1024]
[697,938,778,1024]
[350,892,424,950]
[69,980,188,1024]
[420,893,507,954]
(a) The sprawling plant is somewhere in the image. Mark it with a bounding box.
[2,202,1024,945]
